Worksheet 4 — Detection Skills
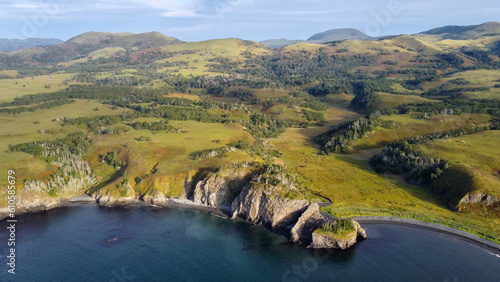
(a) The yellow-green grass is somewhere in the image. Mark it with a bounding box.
[271,128,500,242]
[156,38,270,76]
[373,92,439,109]
[414,130,500,198]
[430,37,500,50]
[59,58,87,66]
[0,70,19,78]
[0,73,79,103]
[281,42,323,53]
[384,35,443,54]
[421,70,500,97]
[164,93,202,101]
[87,120,256,198]
[447,70,500,84]
[277,104,359,140]
[122,69,138,74]
[89,47,125,59]
[391,83,424,95]
[0,100,131,204]
[460,89,500,100]
[263,104,304,121]
[253,88,290,99]
[60,47,126,67]
[314,226,356,240]
[355,114,492,150]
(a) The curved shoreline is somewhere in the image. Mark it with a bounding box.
[353,216,500,256]
[3,196,500,256]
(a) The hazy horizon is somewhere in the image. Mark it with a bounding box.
[0,0,498,42]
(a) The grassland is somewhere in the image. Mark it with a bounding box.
[420,70,500,100]
[164,93,202,101]
[415,130,500,199]
[156,38,270,76]
[354,113,492,150]
[373,92,438,109]
[1,29,499,244]
[0,73,80,103]
[271,127,500,242]
[86,119,256,198]
[0,100,131,206]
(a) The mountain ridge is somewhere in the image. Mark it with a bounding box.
[0,38,64,52]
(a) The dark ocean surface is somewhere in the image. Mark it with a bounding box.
[1,206,499,281]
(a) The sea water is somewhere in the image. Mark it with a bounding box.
[1,206,499,281]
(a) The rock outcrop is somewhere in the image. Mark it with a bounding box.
[93,190,136,207]
[0,195,65,219]
[309,220,367,250]
[290,203,327,244]
[17,196,62,214]
[192,169,248,209]
[231,184,309,229]
[458,192,499,210]
[141,191,168,205]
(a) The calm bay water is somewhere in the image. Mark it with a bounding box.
[1,206,499,281]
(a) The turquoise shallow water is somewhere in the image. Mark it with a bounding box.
[1,205,499,281]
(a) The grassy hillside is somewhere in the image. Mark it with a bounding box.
[307,28,372,42]
[415,130,500,200]
[0,24,500,243]
[419,21,500,40]
[0,73,84,103]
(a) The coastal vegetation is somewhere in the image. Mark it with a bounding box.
[1,23,500,243]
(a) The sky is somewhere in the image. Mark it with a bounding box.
[0,0,499,42]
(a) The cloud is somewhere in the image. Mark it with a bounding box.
[274,10,331,15]
[0,0,257,19]
[160,10,204,18]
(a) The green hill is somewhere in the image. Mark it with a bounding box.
[1,31,184,66]
[260,39,305,49]
[67,31,183,48]
[420,21,500,40]
[307,28,372,42]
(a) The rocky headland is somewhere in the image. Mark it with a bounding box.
[0,166,366,250]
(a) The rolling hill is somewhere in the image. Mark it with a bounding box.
[307,28,373,42]
[66,31,183,48]
[260,39,304,49]
[0,32,184,66]
[419,21,500,40]
[0,38,64,52]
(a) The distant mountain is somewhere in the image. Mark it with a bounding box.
[307,28,372,43]
[260,39,304,49]
[261,28,373,48]
[419,21,500,39]
[2,32,184,66]
[66,31,183,49]
[0,38,63,52]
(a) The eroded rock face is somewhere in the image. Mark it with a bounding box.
[290,203,326,244]
[17,196,62,214]
[231,185,309,229]
[94,191,135,207]
[309,220,367,250]
[193,173,246,208]
[458,192,499,210]
[141,191,167,205]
